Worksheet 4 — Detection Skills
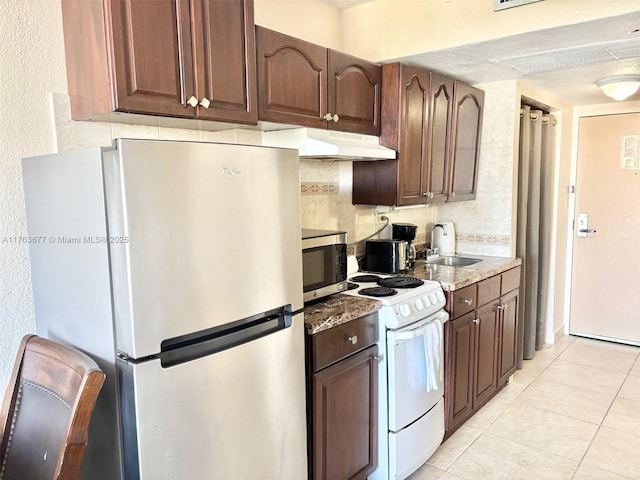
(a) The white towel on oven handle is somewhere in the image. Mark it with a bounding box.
[432,318,443,383]
[423,322,436,392]
[423,319,443,392]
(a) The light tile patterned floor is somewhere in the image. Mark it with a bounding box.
[409,335,640,480]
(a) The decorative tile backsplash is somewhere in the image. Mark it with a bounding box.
[457,233,511,246]
[300,182,339,195]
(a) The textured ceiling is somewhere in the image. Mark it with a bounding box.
[391,11,640,106]
[320,0,640,106]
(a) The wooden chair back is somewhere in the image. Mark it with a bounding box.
[0,334,105,480]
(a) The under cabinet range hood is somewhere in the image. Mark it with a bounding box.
[261,128,396,161]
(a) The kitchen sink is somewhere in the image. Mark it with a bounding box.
[426,256,482,267]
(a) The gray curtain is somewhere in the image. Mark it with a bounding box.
[516,105,555,365]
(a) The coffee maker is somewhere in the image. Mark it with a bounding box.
[392,223,417,268]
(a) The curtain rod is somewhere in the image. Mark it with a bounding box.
[520,108,558,126]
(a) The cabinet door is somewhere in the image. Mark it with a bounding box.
[397,66,430,206]
[327,51,381,135]
[312,346,378,480]
[426,73,454,203]
[110,0,195,117]
[192,0,257,123]
[257,27,327,128]
[445,312,474,432]
[473,302,499,408]
[497,290,519,386]
[448,82,484,202]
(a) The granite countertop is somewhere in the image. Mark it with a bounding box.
[407,255,522,291]
[302,255,520,335]
[302,295,382,335]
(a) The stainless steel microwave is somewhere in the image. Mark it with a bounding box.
[301,229,347,303]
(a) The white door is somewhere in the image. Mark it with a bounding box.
[569,113,640,344]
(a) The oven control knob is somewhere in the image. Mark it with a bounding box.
[429,293,438,304]
[400,304,411,318]
[436,290,444,301]
[422,295,431,307]
[414,299,424,310]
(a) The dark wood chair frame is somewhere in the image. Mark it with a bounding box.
[0,334,105,479]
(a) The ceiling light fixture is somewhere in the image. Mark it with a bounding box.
[596,75,640,101]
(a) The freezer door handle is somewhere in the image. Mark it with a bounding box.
[158,306,293,368]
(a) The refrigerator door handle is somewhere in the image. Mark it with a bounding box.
[158,306,293,368]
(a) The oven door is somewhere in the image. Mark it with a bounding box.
[386,310,448,432]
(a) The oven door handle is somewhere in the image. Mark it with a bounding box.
[393,326,427,342]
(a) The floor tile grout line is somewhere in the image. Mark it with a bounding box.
[560,342,638,480]
[543,356,636,376]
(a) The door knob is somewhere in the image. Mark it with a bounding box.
[199,98,211,109]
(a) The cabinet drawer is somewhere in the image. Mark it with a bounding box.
[477,275,500,307]
[310,312,378,372]
[501,266,521,295]
[447,284,477,319]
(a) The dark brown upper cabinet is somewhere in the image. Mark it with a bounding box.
[61,0,257,124]
[449,82,484,202]
[352,63,483,207]
[256,27,381,135]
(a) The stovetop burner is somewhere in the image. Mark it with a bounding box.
[377,276,424,289]
[359,286,397,297]
[351,274,383,283]
[346,282,359,291]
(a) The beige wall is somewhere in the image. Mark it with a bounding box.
[254,0,343,50]
[0,0,67,389]
[340,0,640,61]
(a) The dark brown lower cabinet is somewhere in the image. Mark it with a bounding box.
[497,289,519,386]
[306,312,378,480]
[444,266,520,437]
[472,302,499,407]
[312,345,378,480]
[446,312,474,434]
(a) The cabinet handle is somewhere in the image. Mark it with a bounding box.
[332,114,339,122]
[186,96,198,108]
[450,192,456,199]
[199,98,211,109]
[496,304,505,311]
[345,335,358,345]
[472,319,480,324]
[462,298,473,305]
[373,355,383,363]
[323,113,333,121]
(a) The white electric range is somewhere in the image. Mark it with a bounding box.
[341,273,449,480]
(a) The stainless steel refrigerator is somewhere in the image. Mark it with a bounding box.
[22,139,307,479]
